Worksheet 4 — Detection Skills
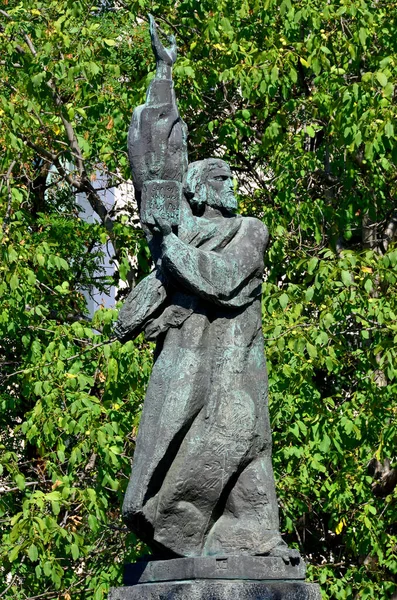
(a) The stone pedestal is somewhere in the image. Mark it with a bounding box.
[109,556,321,599]
[109,580,321,599]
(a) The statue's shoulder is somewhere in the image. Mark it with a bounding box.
[239,216,269,248]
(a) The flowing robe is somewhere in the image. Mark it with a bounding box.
[117,204,282,558]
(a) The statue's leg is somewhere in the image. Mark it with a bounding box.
[203,453,282,556]
[150,385,258,557]
[122,341,209,550]
[139,330,276,558]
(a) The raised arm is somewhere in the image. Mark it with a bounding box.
[149,14,177,80]
[128,15,186,190]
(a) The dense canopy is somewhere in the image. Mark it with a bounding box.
[0,1,396,599]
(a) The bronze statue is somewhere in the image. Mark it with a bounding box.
[110,15,322,600]
[115,16,301,564]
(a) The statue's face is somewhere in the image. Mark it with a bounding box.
[204,164,237,212]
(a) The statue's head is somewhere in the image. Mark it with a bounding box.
[185,159,237,214]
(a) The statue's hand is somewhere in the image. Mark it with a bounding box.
[149,14,177,66]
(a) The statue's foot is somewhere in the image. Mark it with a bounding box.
[267,540,301,565]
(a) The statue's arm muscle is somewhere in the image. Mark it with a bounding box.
[161,219,267,304]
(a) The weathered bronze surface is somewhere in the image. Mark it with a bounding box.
[115,16,300,567]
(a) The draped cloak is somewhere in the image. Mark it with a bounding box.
[116,201,282,558]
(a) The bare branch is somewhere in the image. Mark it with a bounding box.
[21,136,58,165]
[0,480,49,494]
[17,133,115,233]
[23,33,37,56]
[0,60,22,67]
[263,323,311,341]
[42,78,115,232]
[59,113,85,176]
[0,573,18,599]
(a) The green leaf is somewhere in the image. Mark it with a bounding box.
[279,293,289,309]
[376,71,388,87]
[341,270,352,286]
[10,273,19,291]
[32,72,46,88]
[15,474,25,490]
[383,82,394,98]
[385,122,394,138]
[359,27,367,47]
[88,62,101,76]
[108,357,118,382]
[312,57,321,75]
[307,257,318,274]
[306,342,317,358]
[306,125,315,138]
[71,543,79,560]
[354,130,362,147]
[88,514,98,531]
[9,545,21,562]
[319,434,331,453]
[28,543,38,562]
[305,287,314,302]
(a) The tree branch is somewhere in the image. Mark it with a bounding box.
[2,160,16,231]
[23,33,37,56]
[0,480,50,494]
[18,134,114,233]
[372,467,397,497]
[3,18,117,238]
[1,10,37,57]
[382,210,397,252]
[3,339,117,380]
[59,113,85,177]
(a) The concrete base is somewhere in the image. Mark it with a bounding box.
[124,556,306,584]
[109,580,322,599]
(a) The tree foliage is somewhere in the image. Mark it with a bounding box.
[1,1,396,599]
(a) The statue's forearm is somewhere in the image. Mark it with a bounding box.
[161,233,241,303]
[114,270,167,342]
